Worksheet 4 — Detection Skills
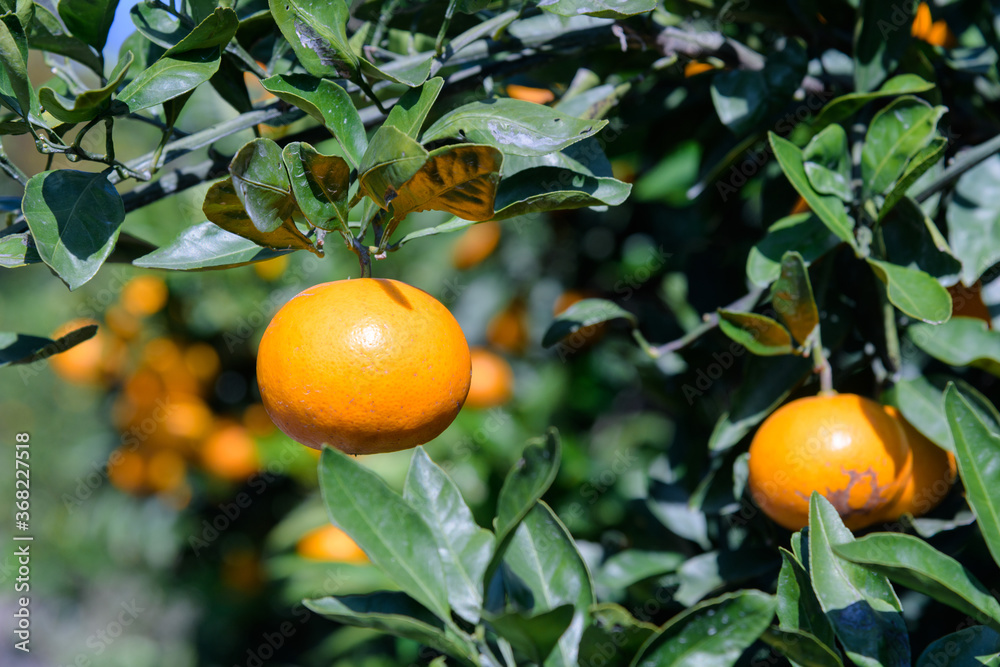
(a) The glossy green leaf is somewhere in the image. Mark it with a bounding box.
[883,375,1000,453]
[812,75,935,131]
[916,626,1000,667]
[493,431,560,552]
[803,124,852,201]
[862,97,945,196]
[26,4,101,73]
[945,385,1000,567]
[946,154,1000,286]
[39,52,132,124]
[58,0,119,51]
[880,137,947,219]
[503,137,614,181]
[595,550,685,593]
[579,603,657,667]
[393,215,479,247]
[504,501,594,667]
[747,213,840,288]
[203,177,314,252]
[389,144,503,223]
[708,355,812,453]
[882,197,960,282]
[384,77,444,138]
[632,590,776,667]
[228,138,297,234]
[908,317,1000,379]
[542,298,636,347]
[833,533,1000,632]
[358,125,429,209]
[422,98,607,157]
[717,311,794,356]
[0,230,42,268]
[854,0,917,92]
[808,493,910,667]
[281,142,350,233]
[209,54,252,114]
[772,252,819,346]
[304,592,475,660]
[760,627,845,667]
[777,549,837,650]
[403,447,495,624]
[0,324,96,367]
[486,605,575,665]
[769,133,855,248]
[260,74,367,169]
[22,170,125,290]
[492,167,631,220]
[359,53,433,87]
[537,0,654,19]
[866,258,951,324]
[129,0,187,49]
[268,0,358,80]
[318,446,451,621]
[671,549,776,606]
[0,11,30,118]
[132,222,289,270]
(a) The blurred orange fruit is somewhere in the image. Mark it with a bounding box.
[684,61,715,77]
[486,298,530,356]
[297,524,369,564]
[912,3,956,47]
[183,342,221,383]
[452,221,501,269]
[202,422,260,481]
[104,305,142,340]
[242,403,276,437]
[466,348,514,409]
[146,450,187,492]
[790,195,810,215]
[948,281,991,327]
[121,276,168,317]
[506,84,555,104]
[49,319,123,385]
[222,548,264,592]
[253,255,289,281]
[108,448,146,494]
[163,394,214,444]
[256,279,471,453]
[748,393,912,531]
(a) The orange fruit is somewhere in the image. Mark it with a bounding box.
[876,407,957,521]
[912,3,956,47]
[486,298,530,355]
[256,279,472,453]
[297,524,369,564]
[49,319,123,385]
[506,84,555,105]
[466,348,514,409]
[108,448,146,494]
[790,195,810,215]
[201,422,259,480]
[243,403,276,437]
[183,342,221,384]
[684,61,715,77]
[452,221,501,269]
[146,450,187,492]
[121,276,168,317]
[104,306,142,340]
[747,393,912,531]
[221,548,264,592]
[253,255,289,281]
[948,281,991,327]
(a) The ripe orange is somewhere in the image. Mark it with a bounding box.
[486,297,530,355]
[747,394,912,531]
[108,448,146,494]
[684,61,715,77]
[121,276,168,316]
[948,281,991,327]
[466,348,514,409]
[452,221,501,269]
[256,279,471,453]
[49,319,123,385]
[201,422,259,480]
[912,3,956,48]
[253,256,289,281]
[506,84,555,105]
[146,450,187,492]
[297,524,369,564]
[875,407,957,521]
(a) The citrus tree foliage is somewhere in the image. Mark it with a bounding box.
[5,0,1000,664]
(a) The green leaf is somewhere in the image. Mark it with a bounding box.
[0,324,96,367]
[916,626,1000,667]
[772,252,819,346]
[260,74,367,170]
[304,592,475,660]
[129,0,187,49]
[389,144,503,223]
[422,98,608,158]
[861,96,945,196]
[710,70,768,136]
[228,138,297,234]
[777,549,837,650]
[0,230,42,268]
[807,493,910,667]
[203,177,314,252]
[403,447,495,624]
[803,125,852,201]
[281,142,350,233]
[384,77,444,138]
[883,375,1000,453]
[542,298,636,347]
[267,0,358,80]
[318,446,452,621]
[486,605,575,665]
[881,197,961,282]
[854,0,917,92]
[769,133,855,248]
[39,51,133,124]
[132,222,289,270]
[880,137,947,219]
[708,355,812,453]
[747,213,840,288]
[579,604,657,667]
[946,154,1000,286]
[537,0,654,19]
[760,627,845,667]
[0,11,30,118]
[358,125,429,209]
[833,533,1000,632]
[22,170,125,290]
[632,590,776,667]
[359,53,433,87]
[26,4,101,73]
[717,311,794,356]
[812,75,935,131]
[492,168,631,220]
[58,0,119,51]
[866,258,951,324]
[907,318,1000,377]
[504,501,594,667]
[595,550,685,593]
[945,384,1000,568]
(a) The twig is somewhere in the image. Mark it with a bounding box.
[649,287,766,356]
[914,131,1000,203]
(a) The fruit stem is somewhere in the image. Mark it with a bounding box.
[813,343,834,395]
[349,236,372,278]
